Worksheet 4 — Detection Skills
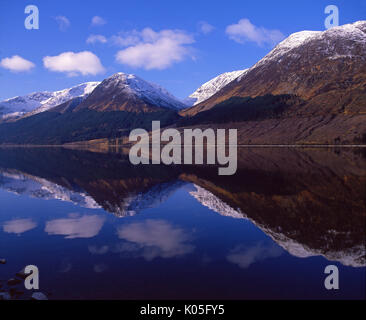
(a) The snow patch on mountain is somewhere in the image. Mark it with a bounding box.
[254,20,366,68]
[0,82,100,120]
[189,184,244,219]
[101,72,186,110]
[28,82,100,116]
[184,70,248,106]
[261,224,366,268]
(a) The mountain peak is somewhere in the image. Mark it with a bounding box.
[256,20,366,67]
[353,20,366,32]
[77,72,186,111]
[106,72,135,81]
[183,20,366,119]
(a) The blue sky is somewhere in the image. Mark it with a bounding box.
[0,0,365,100]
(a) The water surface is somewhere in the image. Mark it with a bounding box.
[0,147,365,299]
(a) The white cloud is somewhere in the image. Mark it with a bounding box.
[86,34,107,44]
[198,21,215,34]
[227,243,283,269]
[43,51,105,76]
[226,18,285,46]
[116,219,194,260]
[0,55,35,72]
[91,16,107,27]
[111,32,140,47]
[115,28,195,70]
[3,218,37,234]
[55,16,70,31]
[45,214,105,239]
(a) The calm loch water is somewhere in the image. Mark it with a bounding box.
[0,147,365,300]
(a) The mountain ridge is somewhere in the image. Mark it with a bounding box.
[0,82,100,121]
[182,20,366,116]
[0,21,365,145]
[183,69,248,107]
[74,72,186,113]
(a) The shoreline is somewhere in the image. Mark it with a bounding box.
[0,144,366,148]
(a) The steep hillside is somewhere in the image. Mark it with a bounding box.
[183,21,366,117]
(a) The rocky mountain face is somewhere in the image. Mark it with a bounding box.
[184,21,366,116]
[74,72,186,113]
[179,21,366,144]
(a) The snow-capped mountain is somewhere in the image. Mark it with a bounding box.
[255,20,366,68]
[0,82,100,121]
[184,20,366,116]
[75,72,187,112]
[0,72,185,144]
[26,82,100,117]
[184,70,248,106]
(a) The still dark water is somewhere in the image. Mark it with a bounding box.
[0,147,365,300]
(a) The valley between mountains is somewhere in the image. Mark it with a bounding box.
[0,21,365,146]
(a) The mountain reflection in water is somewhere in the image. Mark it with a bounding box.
[0,146,365,299]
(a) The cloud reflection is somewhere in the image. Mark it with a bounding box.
[88,245,109,255]
[45,214,105,239]
[93,263,108,273]
[116,219,194,261]
[3,218,37,235]
[227,242,283,269]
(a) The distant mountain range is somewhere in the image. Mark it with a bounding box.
[0,72,184,144]
[0,21,365,145]
[0,82,100,121]
[0,70,236,119]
